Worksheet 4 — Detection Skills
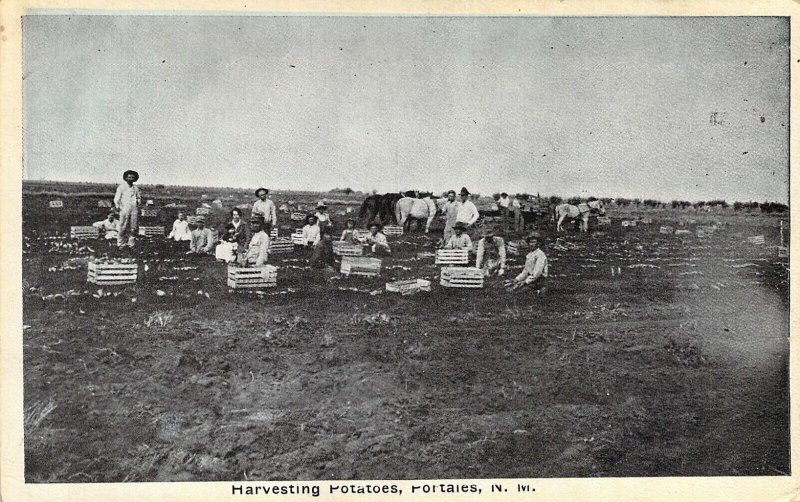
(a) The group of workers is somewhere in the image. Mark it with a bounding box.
[95,171,548,292]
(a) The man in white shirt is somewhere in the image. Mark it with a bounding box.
[242,216,271,267]
[510,195,524,233]
[475,228,507,277]
[366,223,391,256]
[187,217,216,255]
[507,237,548,293]
[168,212,192,244]
[93,212,118,240]
[441,190,460,242]
[314,202,332,228]
[114,170,142,248]
[442,222,472,250]
[252,188,277,227]
[301,215,321,247]
[456,187,479,228]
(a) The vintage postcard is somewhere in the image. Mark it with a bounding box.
[1,1,797,501]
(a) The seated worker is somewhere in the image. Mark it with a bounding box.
[311,226,336,273]
[340,218,362,244]
[241,216,271,267]
[365,222,391,256]
[475,228,507,277]
[187,216,216,255]
[506,236,548,293]
[441,221,472,250]
[93,212,119,240]
[168,212,192,243]
[314,202,332,228]
[301,214,321,247]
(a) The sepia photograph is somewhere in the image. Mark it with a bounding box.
[1,4,795,500]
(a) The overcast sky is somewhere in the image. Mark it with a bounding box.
[23,15,789,202]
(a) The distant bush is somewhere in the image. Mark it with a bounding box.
[548,195,562,205]
[615,198,631,207]
[492,193,501,201]
[693,201,706,209]
[566,197,583,205]
[632,198,641,206]
[707,199,728,208]
[599,197,613,204]
[761,202,789,213]
[643,199,661,207]
[329,187,355,195]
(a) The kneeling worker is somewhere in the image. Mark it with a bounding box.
[241,216,271,267]
[442,222,472,250]
[365,222,391,256]
[475,228,506,277]
[311,226,336,273]
[506,236,548,293]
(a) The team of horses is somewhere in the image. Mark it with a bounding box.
[360,192,606,233]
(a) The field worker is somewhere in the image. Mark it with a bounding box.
[187,216,216,255]
[301,214,321,247]
[510,194,524,233]
[442,222,472,250]
[498,192,511,231]
[441,190,460,242]
[92,212,119,240]
[456,187,479,228]
[315,202,332,228]
[366,222,391,256]
[242,216,271,266]
[252,188,277,227]
[340,218,362,244]
[113,170,142,248]
[475,228,507,277]
[311,226,336,273]
[223,208,249,249]
[506,236,548,293]
[168,212,192,244]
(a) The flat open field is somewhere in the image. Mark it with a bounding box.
[21,186,789,481]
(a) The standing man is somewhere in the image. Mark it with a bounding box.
[114,170,142,249]
[498,192,511,232]
[510,194,524,234]
[441,190,460,243]
[506,236,548,293]
[252,188,277,228]
[456,187,480,228]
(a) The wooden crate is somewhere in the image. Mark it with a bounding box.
[386,279,432,295]
[596,216,611,226]
[195,207,210,215]
[140,208,158,217]
[340,256,382,277]
[621,220,638,227]
[440,267,484,288]
[333,241,364,256]
[659,226,674,234]
[416,251,436,260]
[138,226,165,237]
[227,265,277,289]
[435,249,469,265]
[675,229,692,235]
[87,261,138,285]
[49,200,64,208]
[270,228,279,239]
[506,240,529,256]
[383,225,404,236]
[290,212,306,221]
[747,235,765,245]
[291,229,305,245]
[640,217,653,224]
[270,237,295,254]
[70,226,100,239]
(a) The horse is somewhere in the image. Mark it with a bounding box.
[359,195,382,224]
[395,195,439,233]
[554,200,605,232]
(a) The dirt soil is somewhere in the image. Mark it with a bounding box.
[21,194,789,481]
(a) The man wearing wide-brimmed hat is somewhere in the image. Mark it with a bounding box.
[475,227,506,277]
[314,201,332,228]
[441,221,472,250]
[114,170,142,248]
[455,187,479,228]
[251,188,277,227]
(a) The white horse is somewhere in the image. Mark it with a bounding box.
[554,200,605,232]
[395,196,439,233]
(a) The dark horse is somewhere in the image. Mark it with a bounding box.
[359,191,420,225]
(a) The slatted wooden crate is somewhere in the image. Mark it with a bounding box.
[195,207,210,215]
[70,226,100,239]
[227,265,277,289]
[659,226,674,234]
[435,249,469,265]
[140,208,158,217]
[383,225,404,236]
[186,216,199,225]
[97,200,113,208]
[270,228,279,239]
[440,267,484,288]
[747,235,765,245]
[675,229,692,235]
[291,229,305,245]
[333,241,364,256]
[596,216,611,226]
[290,212,306,221]
[270,237,295,254]
[639,217,653,224]
[87,261,138,285]
[506,240,529,256]
[340,256,382,277]
[49,200,64,208]
[386,279,431,295]
[416,251,436,260]
[621,220,638,227]
[138,226,165,237]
